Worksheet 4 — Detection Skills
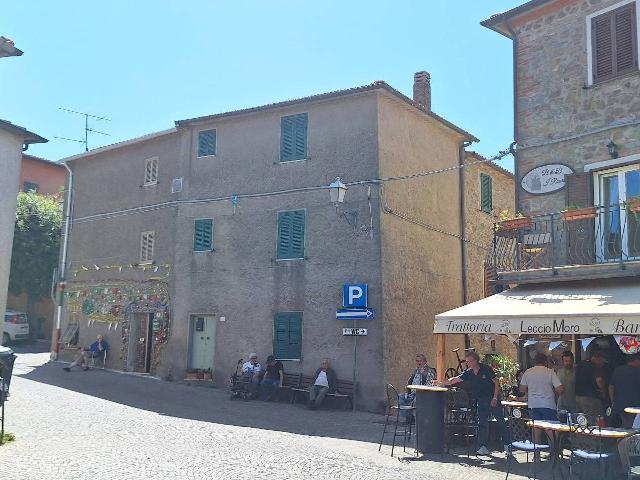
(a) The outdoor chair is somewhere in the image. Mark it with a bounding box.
[378,384,417,457]
[88,349,107,369]
[618,433,640,479]
[444,387,477,458]
[505,408,551,480]
[568,414,617,480]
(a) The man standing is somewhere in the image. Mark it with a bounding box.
[609,354,640,428]
[63,334,109,371]
[520,353,564,421]
[308,359,337,410]
[575,350,609,416]
[261,355,284,401]
[556,350,576,414]
[443,351,508,455]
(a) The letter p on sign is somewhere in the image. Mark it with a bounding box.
[343,284,368,308]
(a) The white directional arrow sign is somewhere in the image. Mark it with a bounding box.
[336,308,375,320]
[343,328,368,336]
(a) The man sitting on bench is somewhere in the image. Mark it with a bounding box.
[64,334,109,372]
[308,359,337,410]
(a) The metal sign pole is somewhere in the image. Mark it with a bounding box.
[352,317,357,412]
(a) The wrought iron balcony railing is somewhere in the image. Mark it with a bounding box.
[488,204,640,274]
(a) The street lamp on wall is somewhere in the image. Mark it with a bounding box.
[329,177,347,206]
[607,139,619,159]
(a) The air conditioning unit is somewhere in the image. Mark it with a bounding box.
[171,177,183,194]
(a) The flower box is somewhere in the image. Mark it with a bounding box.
[561,206,597,222]
[185,371,199,380]
[497,217,532,231]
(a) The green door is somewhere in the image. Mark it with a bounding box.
[190,315,215,370]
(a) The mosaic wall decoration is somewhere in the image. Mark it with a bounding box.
[64,281,171,372]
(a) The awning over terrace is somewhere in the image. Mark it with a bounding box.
[434,278,640,336]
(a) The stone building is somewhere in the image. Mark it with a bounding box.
[58,73,512,410]
[436,0,640,370]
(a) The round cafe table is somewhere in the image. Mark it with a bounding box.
[407,384,448,454]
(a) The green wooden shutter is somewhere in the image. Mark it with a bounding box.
[273,312,302,360]
[280,113,307,162]
[193,219,213,251]
[198,129,217,157]
[480,173,493,214]
[277,210,305,259]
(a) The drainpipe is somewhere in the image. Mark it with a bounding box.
[52,162,73,359]
[505,19,520,211]
[459,140,473,350]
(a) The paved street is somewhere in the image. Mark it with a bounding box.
[1,343,533,480]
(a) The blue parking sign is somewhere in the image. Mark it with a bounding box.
[343,284,368,308]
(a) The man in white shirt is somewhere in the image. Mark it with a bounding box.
[309,359,337,410]
[241,353,262,399]
[520,353,564,421]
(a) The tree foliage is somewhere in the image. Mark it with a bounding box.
[8,192,62,303]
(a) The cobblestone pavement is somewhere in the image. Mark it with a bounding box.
[1,343,533,480]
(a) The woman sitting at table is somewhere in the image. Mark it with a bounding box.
[508,369,527,402]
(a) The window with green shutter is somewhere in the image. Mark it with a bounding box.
[277,210,305,260]
[273,312,302,360]
[280,113,308,162]
[198,129,217,157]
[480,173,493,214]
[193,218,213,251]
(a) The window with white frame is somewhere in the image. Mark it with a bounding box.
[140,231,155,263]
[588,0,639,84]
[144,157,158,185]
[594,164,640,261]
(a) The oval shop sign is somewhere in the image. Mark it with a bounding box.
[521,164,574,195]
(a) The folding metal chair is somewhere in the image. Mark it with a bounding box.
[378,384,418,457]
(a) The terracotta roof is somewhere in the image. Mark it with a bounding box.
[481,0,555,35]
[23,154,65,169]
[465,151,514,178]
[176,81,478,142]
[0,36,23,58]
[0,119,47,144]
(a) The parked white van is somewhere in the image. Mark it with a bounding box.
[3,310,30,344]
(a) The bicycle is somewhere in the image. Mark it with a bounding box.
[444,347,474,379]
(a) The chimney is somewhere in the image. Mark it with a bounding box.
[413,71,431,111]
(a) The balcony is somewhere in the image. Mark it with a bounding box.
[488,204,640,284]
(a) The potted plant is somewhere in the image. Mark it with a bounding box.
[496,210,532,231]
[196,369,205,380]
[185,368,199,380]
[203,369,212,381]
[561,204,597,222]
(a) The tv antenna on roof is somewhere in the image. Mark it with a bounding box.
[54,107,111,152]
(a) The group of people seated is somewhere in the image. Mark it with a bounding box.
[239,353,337,409]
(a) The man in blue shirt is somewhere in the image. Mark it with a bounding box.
[443,350,508,455]
[64,334,109,371]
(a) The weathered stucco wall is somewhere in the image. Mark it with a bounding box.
[377,92,467,391]
[0,129,23,344]
[511,0,640,214]
[463,154,516,358]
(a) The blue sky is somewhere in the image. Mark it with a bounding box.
[1,1,523,170]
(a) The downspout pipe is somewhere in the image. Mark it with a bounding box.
[459,140,473,350]
[505,19,520,211]
[52,162,73,359]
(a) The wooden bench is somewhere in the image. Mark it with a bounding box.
[289,374,354,410]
